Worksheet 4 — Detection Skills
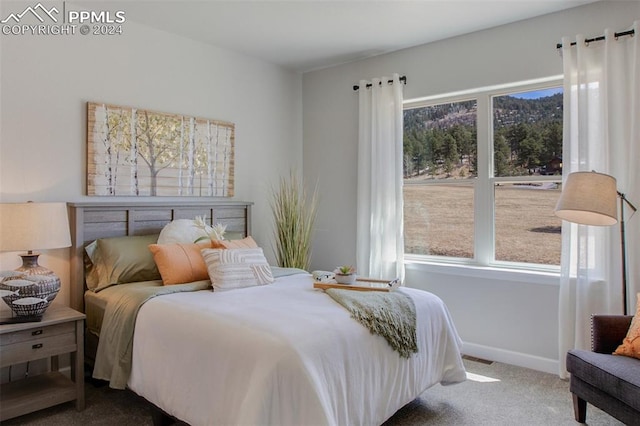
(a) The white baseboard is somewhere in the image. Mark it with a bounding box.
[462,342,559,376]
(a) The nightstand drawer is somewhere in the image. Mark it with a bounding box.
[0,322,75,346]
[0,323,77,367]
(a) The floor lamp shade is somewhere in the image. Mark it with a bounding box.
[555,171,618,226]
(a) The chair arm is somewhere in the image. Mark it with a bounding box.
[591,315,633,354]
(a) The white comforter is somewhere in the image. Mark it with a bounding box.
[128,273,466,426]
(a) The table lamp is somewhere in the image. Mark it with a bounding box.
[0,202,71,321]
[0,202,71,275]
[555,171,637,315]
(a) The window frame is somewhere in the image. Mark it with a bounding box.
[403,76,563,273]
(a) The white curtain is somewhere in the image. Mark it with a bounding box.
[356,73,405,281]
[558,21,640,377]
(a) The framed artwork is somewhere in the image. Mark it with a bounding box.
[87,102,234,197]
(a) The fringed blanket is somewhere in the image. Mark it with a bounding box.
[325,289,418,358]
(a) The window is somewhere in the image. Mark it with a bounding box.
[403,100,476,259]
[403,79,563,268]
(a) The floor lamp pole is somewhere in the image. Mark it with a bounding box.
[620,193,628,315]
[619,191,638,316]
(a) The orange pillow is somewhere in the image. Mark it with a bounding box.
[148,242,211,285]
[211,236,259,249]
[614,293,640,359]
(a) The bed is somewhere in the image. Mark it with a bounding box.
[68,201,466,426]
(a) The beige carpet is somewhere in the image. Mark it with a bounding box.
[383,358,623,426]
[2,359,624,426]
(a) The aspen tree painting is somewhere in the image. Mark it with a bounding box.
[87,102,234,197]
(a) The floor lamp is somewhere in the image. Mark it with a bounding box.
[555,171,638,315]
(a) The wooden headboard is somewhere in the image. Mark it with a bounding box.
[68,201,253,312]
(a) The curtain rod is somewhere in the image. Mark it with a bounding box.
[556,29,634,49]
[353,75,407,91]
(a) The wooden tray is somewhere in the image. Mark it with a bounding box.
[313,277,400,292]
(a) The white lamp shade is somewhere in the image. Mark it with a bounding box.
[0,202,71,251]
[555,171,618,226]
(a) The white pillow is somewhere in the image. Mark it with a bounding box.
[157,219,209,244]
[201,247,274,291]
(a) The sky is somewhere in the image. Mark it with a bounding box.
[509,87,563,100]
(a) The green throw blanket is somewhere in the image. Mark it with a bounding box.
[93,280,211,389]
[325,289,418,358]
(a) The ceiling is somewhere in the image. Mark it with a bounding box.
[80,0,598,72]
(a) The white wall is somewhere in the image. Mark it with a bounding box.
[302,1,640,373]
[0,1,303,308]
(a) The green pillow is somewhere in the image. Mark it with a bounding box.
[86,234,160,292]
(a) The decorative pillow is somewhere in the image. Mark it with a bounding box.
[85,239,98,264]
[85,234,161,292]
[614,293,640,359]
[201,247,274,291]
[211,236,259,249]
[149,242,211,285]
[157,219,209,244]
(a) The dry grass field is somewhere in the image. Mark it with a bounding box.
[403,183,562,265]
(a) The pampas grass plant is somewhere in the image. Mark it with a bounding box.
[270,171,318,270]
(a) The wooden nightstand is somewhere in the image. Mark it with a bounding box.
[0,305,85,421]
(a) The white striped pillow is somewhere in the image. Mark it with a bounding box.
[201,247,274,291]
